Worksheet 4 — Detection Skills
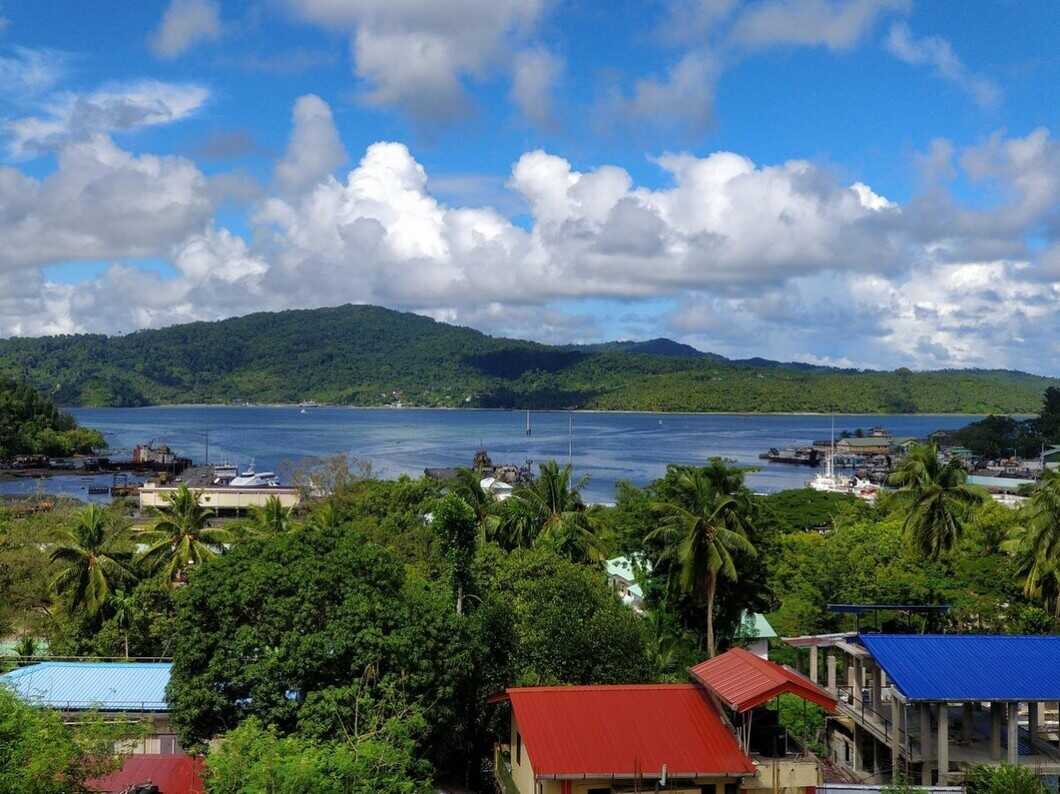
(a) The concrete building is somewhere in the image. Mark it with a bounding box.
[0,661,181,754]
[782,633,1060,787]
[605,556,649,612]
[139,481,300,512]
[493,647,836,794]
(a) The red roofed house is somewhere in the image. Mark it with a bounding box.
[493,649,837,794]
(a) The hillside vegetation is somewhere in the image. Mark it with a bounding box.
[0,304,1054,412]
[0,377,105,458]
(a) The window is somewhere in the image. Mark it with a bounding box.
[724,785,739,794]
[587,788,610,794]
[699,786,717,794]
[516,732,521,765]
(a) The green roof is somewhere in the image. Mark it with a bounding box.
[740,611,777,639]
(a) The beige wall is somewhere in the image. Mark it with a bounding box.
[139,483,301,510]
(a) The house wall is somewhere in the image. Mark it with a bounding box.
[510,713,538,794]
[139,483,301,510]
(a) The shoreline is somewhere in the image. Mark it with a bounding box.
[64,404,1019,418]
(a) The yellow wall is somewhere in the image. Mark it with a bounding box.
[139,483,301,510]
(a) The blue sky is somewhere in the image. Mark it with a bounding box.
[0,0,1058,373]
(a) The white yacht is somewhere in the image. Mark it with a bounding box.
[229,464,281,488]
[808,418,879,503]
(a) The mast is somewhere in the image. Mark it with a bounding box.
[525,409,532,436]
[828,415,835,479]
[568,412,574,470]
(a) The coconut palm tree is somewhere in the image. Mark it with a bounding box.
[888,443,983,559]
[135,485,232,583]
[498,461,602,562]
[50,504,134,616]
[1006,469,1060,615]
[109,589,137,659]
[243,495,293,535]
[449,468,502,542]
[648,464,757,658]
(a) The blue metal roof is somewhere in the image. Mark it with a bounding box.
[860,634,1060,702]
[0,662,171,711]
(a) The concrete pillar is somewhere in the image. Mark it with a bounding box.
[827,653,837,692]
[991,702,1003,760]
[852,657,863,704]
[920,704,933,786]
[937,703,950,785]
[809,646,819,684]
[1030,701,1040,743]
[852,723,863,772]
[1008,702,1019,765]
[891,694,903,780]
[871,663,882,710]
[962,702,974,743]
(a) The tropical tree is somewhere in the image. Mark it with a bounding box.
[243,496,293,535]
[888,443,983,559]
[135,485,232,583]
[498,461,602,563]
[14,635,37,659]
[50,505,134,616]
[109,589,138,659]
[1005,469,1060,615]
[433,494,477,614]
[648,463,757,657]
[449,468,501,540]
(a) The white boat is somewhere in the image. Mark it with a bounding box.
[808,417,879,503]
[229,464,281,488]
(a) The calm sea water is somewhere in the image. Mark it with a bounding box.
[2,408,980,504]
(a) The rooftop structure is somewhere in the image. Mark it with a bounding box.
[0,661,171,711]
[500,684,756,780]
[780,632,1060,786]
[86,754,205,793]
[690,647,836,713]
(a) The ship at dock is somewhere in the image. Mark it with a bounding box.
[758,446,820,466]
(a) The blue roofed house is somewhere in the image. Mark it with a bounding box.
[605,556,649,612]
[0,661,181,754]
[782,633,1060,787]
[738,611,777,659]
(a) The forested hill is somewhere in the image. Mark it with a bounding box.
[0,304,1055,413]
[0,377,105,458]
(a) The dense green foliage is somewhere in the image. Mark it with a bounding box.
[204,715,431,794]
[947,386,1060,457]
[0,687,145,794]
[1,304,1056,411]
[0,377,105,458]
[965,763,1048,793]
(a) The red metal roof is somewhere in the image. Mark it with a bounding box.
[86,754,205,794]
[689,647,837,713]
[503,684,756,779]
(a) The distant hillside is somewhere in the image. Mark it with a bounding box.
[0,304,1054,413]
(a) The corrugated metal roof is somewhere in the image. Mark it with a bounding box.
[504,684,755,779]
[86,754,205,793]
[689,648,836,713]
[860,634,1060,702]
[0,662,171,711]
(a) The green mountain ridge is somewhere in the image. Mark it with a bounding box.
[0,304,1054,413]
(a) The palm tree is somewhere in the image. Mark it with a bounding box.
[243,496,293,535]
[135,485,232,583]
[888,443,983,559]
[109,589,137,659]
[648,463,757,658]
[498,461,602,562]
[50,504,134,616]
[450,468,503,542]
[1006,469,1060,615]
